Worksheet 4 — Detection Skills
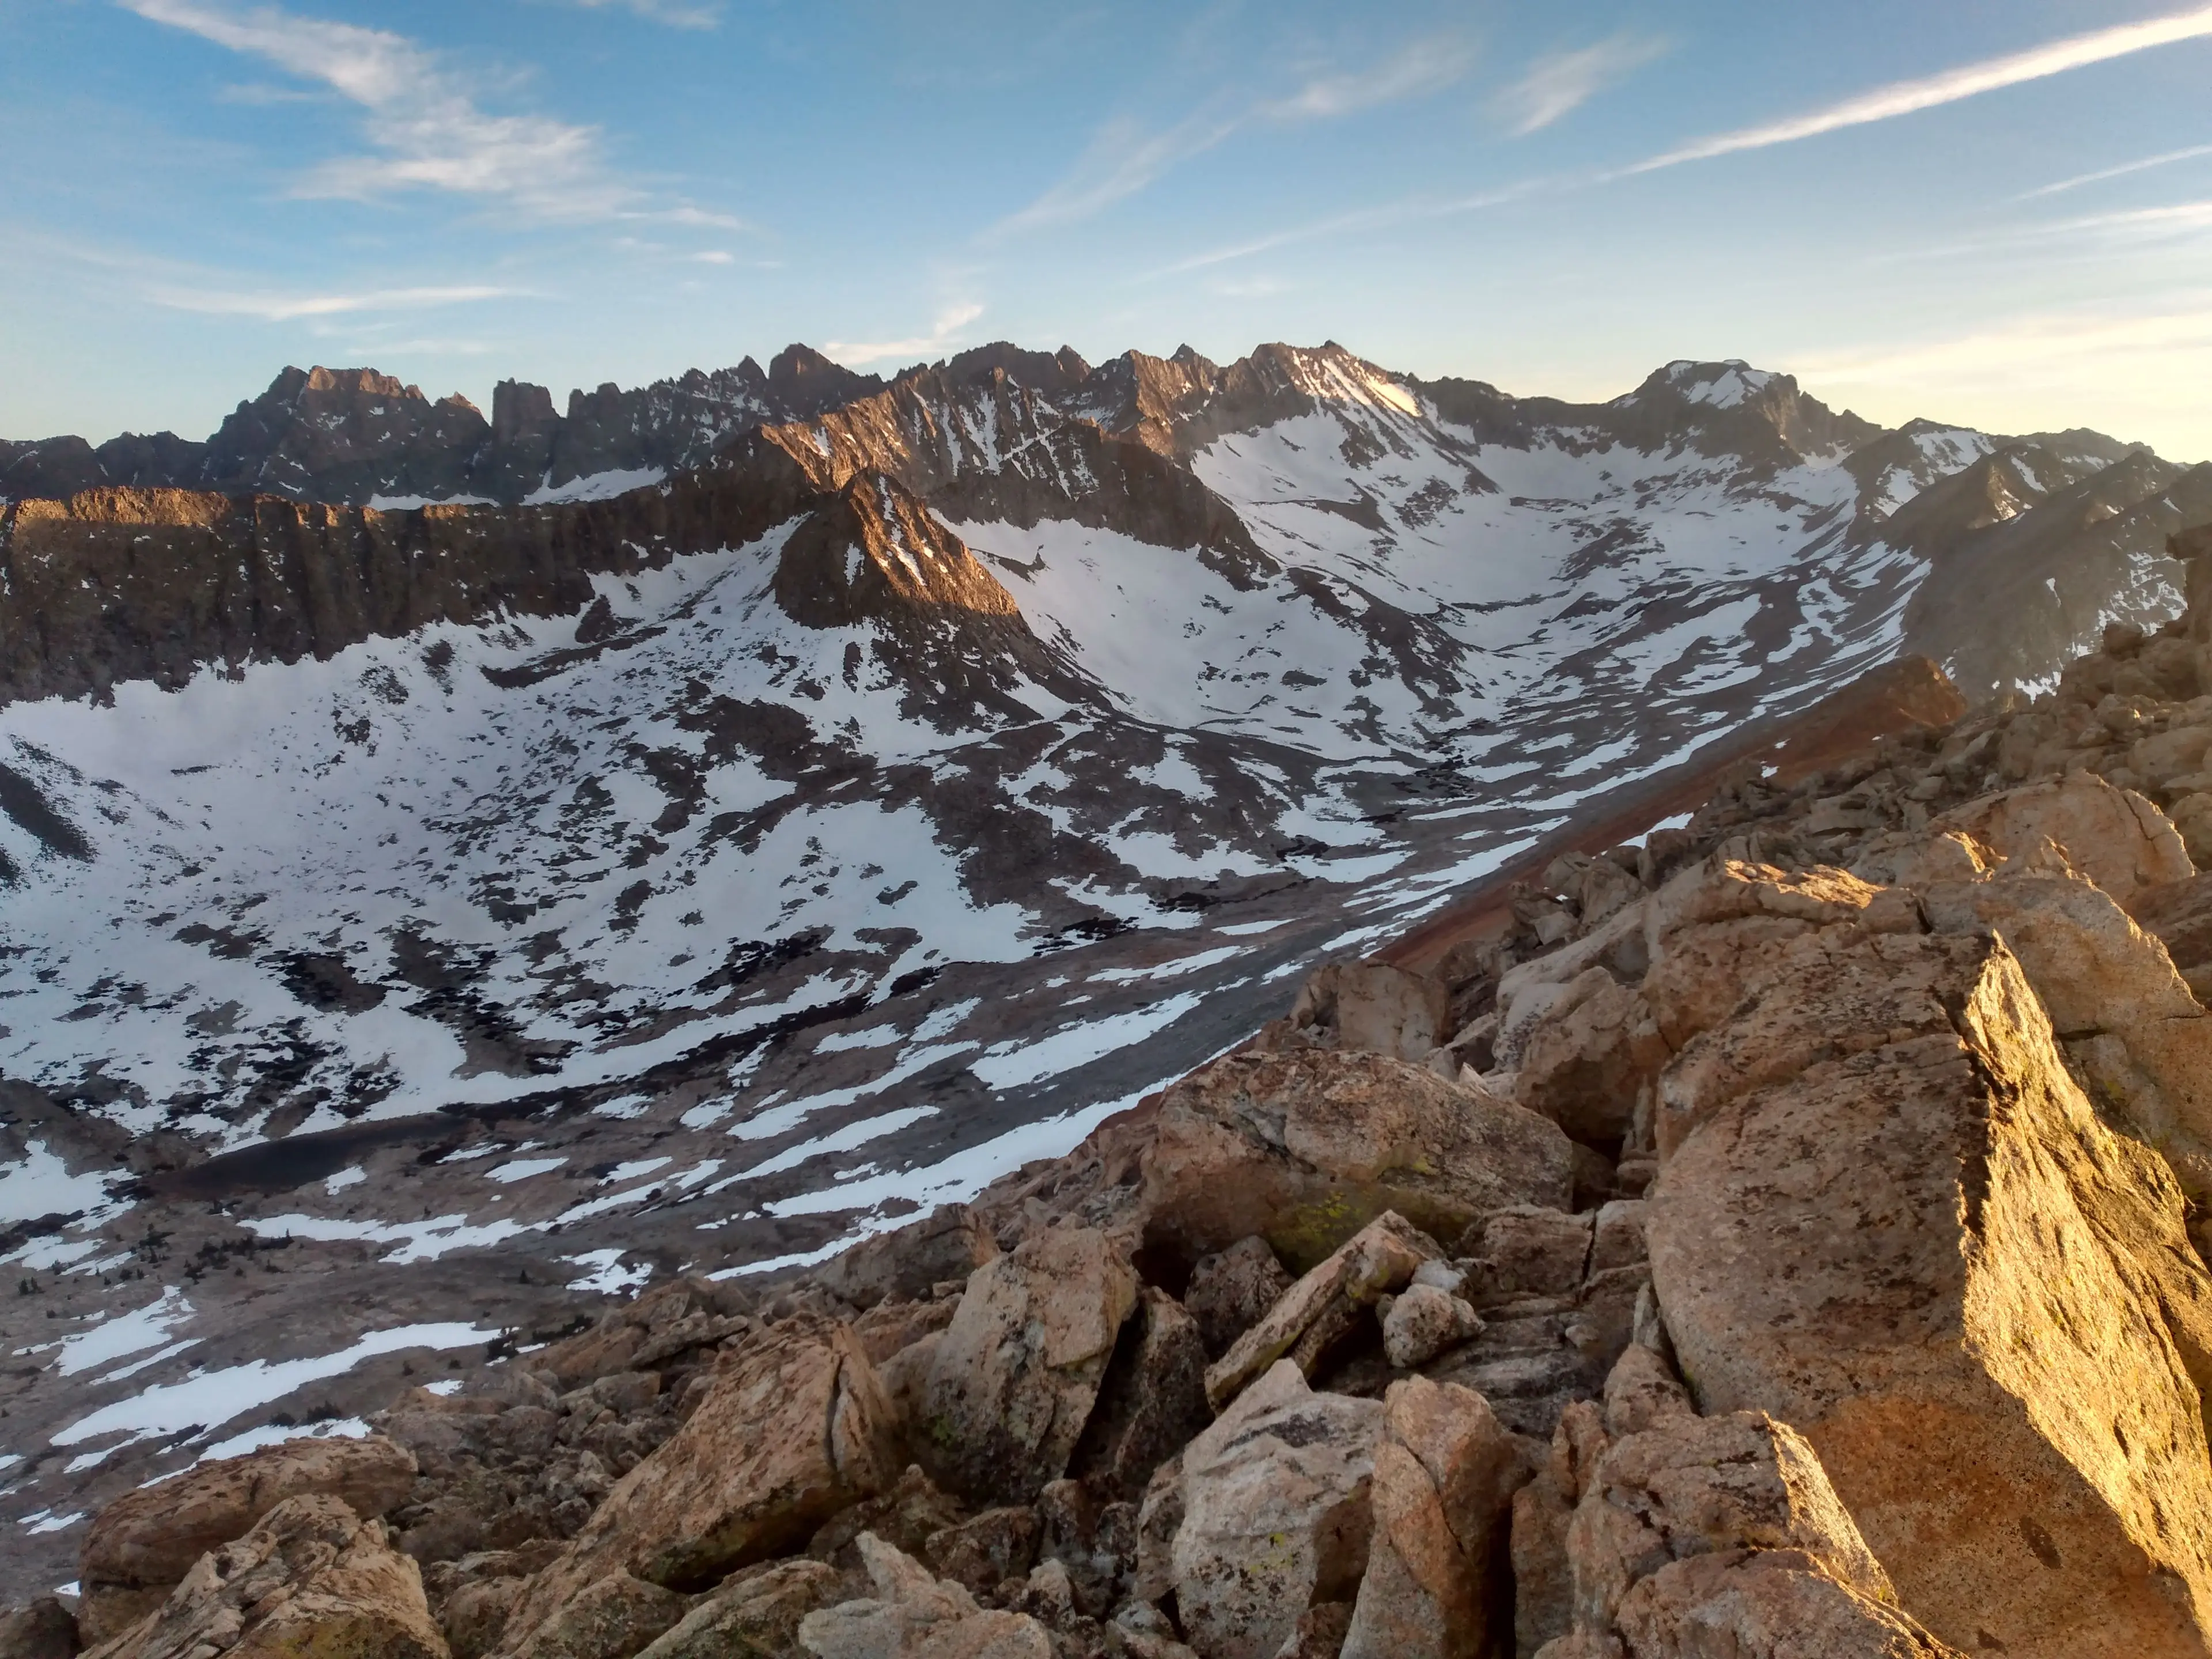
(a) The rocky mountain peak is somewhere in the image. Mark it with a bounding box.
[935,342,1092,397]
[776,474,1022,624]
[765,470,1088,724]
[1608,356,1880,466]
[1876,442,2078,556]
[1079,347,1223,455]
[768,343,884,414]
[296,365,421,402]
[1071,340,1416,461]
[490,377,559,437]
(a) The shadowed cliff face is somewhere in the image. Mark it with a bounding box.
[0,440,828,704]
[1900,457,2212,699]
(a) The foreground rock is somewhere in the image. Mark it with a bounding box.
[797,1533,1051,1659]
[78,1433,418,1645]
[1141,1050,1574,1273]
[1203,1210,1437,1410]
[0,1599,78,1659]
[1340,1377,1523,1659]
[1611,1549,1964,1657]
[1934,771,2191,904]
[1173,1361,1383,1659]
[1511,1391,1965,1657]
[637,1558,842,1659]
[497,1314,902,1644]
[1646,884,2212,1656]
[84,1493,448,1659]
[921,1226,1139,1504]
[1923,862,2212,1197]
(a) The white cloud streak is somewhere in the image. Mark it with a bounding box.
[1629,4,2212,175]
[1259,35,1475,122]
[994,34,1474,236]
[2052,196,2212,237]
[1149,180,1542,277]
[214,79,320,104]
[825,303,986,366]
[120,0,735,225]
[2021,143,2212,199]
[335,337,494,356]
[149,283,516,321]
[993,111,1241,234]
[1495,33,1667,135]
[566,0,720,28]
[647,204,748,229]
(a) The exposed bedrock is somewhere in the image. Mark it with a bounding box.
[1644,858,2212,1657]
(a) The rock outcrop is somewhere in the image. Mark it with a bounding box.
[1340,1376,1522,1659]
[78,1433,418,1645]
[1172,1361,1382,1659]
[82,1493,448,1659]
[1139,1050,1574,1272]
[919,1226,1139,1503]
[797,1532,1053,1659]
[1647,914,2212,1656]
[495,1313,902,1642]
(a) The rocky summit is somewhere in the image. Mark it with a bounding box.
[5,338,2212,1656]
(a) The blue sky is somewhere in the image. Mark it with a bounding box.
[5,0,2212,457]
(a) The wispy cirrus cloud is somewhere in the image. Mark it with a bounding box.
[1495,33,1668,135]
[1627,3,2212,175]
[1148,179,1543,277]
[2050,197,2212,240]
[120,0,738,226]
[825,303,986,366]
[993,33,1474,236]
[991,109,1242,235]
[213,79,322,105]
[149,283,518,321]
[566,0,721,28]
[1259,35,1476,122]
[1149,6,2212,279]
[2021,144,2212,200]
[335,338,495,357]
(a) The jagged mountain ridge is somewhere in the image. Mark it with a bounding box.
[0,346,887,507]
[11,339,2194,703]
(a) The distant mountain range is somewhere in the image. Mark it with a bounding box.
[0,346,882,507]
[7,342,2203,699]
